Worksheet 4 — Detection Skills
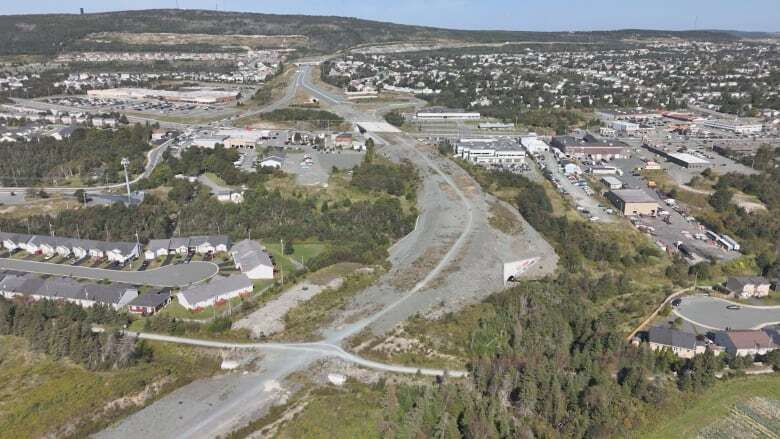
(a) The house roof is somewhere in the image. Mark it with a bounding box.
[719,330,775,350]
[231,240,273,273]
[0,273,135,305]
[648,326,698,350]
[178,274,252,306]
[128,289,171,308]
[727,276,770,290]
[147,239,171,252]
[189,235,230,248]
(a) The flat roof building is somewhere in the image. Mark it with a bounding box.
[667,152,711,169]
[606,189,658,216]
[551,134,627,160]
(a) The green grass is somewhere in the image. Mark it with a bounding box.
[265,242,326,268]
[637,375,780,439]
[203,172,230,188]
[276,383,384,439]
[0,336,219,438]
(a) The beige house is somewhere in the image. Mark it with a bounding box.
[647,326,706,359]
[726,276,772,298]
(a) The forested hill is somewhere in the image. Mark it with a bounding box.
[0,9,761,56]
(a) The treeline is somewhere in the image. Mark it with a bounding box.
[351,158,418,198]
[257,108,344,127]
[0,124,152,187]
[374,167,737,437]
[1,187,416,270]
[0,298,150,371]
[696,146,780,277]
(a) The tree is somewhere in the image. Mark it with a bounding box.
[283,239,294,255]
[709,187,734,212]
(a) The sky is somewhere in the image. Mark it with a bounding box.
[1,0,778,32]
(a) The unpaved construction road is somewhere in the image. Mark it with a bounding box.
[98,64,557,439]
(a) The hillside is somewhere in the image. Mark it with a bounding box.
[0,9,757,56]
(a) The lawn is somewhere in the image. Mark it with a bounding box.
[265,241,326,269]
[203,172,230,188]
[637,374,780,439]
[0,336,219,438]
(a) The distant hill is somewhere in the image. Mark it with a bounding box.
[0,9,767,56]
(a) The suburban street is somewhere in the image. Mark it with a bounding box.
[674,295,780,331]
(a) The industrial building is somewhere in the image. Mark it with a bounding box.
[87,87,239,104]
[550,133,627,160]
[701,119,763,134]
[454,138,526,167]
[605,189,658,216]
[667,152,711,169]
[600,176,623,190]
[520,134,550,154]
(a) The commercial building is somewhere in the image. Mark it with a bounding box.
[177,274,253,310]
[607,120,640,135]
[520,134,550,154]
[606,189,658,216]
[714,330,777,356]
[701,119,763,134]
[600,176,623,190]
[725,276,772,298]
[647,326,706,359]
[87,87,239,105]
[230,239,274,280]
[191,135,228,149]
[667,152,711,169]
[550,134,627,160]
[454,138,525,167]
[478,122,514,130]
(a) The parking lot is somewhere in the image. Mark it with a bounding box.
[44,95,237,120]
[282,146,364,186]
[674,295,780,331]
[538,151,615,222]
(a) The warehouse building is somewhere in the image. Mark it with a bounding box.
[606,189,658,216]
[551,134,627,160]
[600,176,623,190]
[520,134,550,154]
[455,138,526,167]
[667,152,711,169]
[701,119,763,134]
[416,108,480,121]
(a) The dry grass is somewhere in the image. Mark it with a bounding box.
[487,199,523,235]
[85,32,308,48]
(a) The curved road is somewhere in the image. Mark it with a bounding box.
[674,295,780,330]
[0,258,218,288]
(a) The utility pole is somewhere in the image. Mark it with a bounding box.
[121,157,131,201]
[280,238,284,285]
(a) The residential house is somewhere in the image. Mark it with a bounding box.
[725,276,772,298]
[714,330,777,356]
[127,289,171,315]
[230,240,274,280]
[647,326,706,359]
[177,274,253,310]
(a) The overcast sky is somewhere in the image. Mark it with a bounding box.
[2,0,779,32]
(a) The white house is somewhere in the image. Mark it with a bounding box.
[230,239,274,280]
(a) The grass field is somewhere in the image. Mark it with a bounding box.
[637,375,780,439]
[265,241,326,268]
[275,383,384,439]
[0,336,219,438]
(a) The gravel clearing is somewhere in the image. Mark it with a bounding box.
[234,278,344,337]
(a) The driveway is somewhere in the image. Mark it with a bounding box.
[0,258,218,287]
[674,295,780,330]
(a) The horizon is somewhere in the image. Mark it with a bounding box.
[1,1,778,33]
